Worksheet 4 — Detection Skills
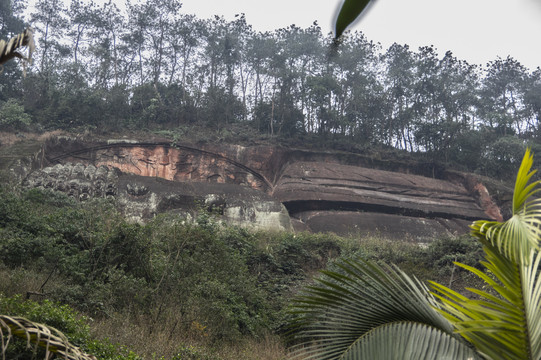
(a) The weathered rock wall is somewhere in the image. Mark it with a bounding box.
[273,161,488,220]
[23,161,293,231]
[21,137,504,239]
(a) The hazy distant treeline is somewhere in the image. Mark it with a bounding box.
[1,0,540,175]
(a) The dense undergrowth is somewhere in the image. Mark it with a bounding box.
[0,184,484,359]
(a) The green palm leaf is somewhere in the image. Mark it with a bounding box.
[289,259,463,359]
[431,149,541,360]
[432,244,541,360]
[335,0,372,38]
[470,149,541,264]
[343,322,479,360]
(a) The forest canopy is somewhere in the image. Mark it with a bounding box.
[1,0,540,178]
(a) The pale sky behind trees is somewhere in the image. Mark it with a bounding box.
[180,0,541,70]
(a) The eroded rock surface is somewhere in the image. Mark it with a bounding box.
[24,162,293,231]
[19,137,505,239]
[274,162,487,216]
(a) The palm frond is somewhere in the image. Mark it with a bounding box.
[0,28,35,74]
[342,322,480,360]
[431,150,541,359]
[432,244,541,360]
[0,315,96,360]
[288,258,458,359]
[470,148,541,264]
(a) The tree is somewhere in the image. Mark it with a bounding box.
[289,149,541,359]
[478,57,530,137]
[381,43,415,150]
[30,0,68,75]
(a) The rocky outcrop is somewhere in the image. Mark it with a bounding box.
[17,137,506,239]
[271,161,490,238]
[24,163,119,200]
[274,162,481,217]
[23,162,293,231]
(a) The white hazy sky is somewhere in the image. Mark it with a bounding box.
[180,0,541,70]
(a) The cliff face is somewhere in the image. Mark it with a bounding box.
[21,137,503,239]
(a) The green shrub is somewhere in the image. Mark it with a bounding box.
[0,294,144,360]
[85,338,143,360]
[0,98,32,130]
[0,294,90,359]
[0,294,90,346]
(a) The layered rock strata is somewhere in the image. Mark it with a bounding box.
[20,137,504,239]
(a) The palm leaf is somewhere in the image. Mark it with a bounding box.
[432,244,541,360]
[0,28,35,74]
[342,322,480,360]
[470,149,541,264]
[335,0,372,38]
[431,149,541,360]
[288,258,462,359]
[0,315,96,360]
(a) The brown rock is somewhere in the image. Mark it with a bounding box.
[30,138,504,238]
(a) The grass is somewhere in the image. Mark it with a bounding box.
[91,314,287,360]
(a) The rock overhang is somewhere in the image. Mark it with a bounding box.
[18,137,502,239]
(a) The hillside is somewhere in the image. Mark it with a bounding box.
[0,129,511,359]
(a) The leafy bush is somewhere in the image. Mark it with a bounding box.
[0,294,90,347]
[0,98,32,130]
[85,338,143,360]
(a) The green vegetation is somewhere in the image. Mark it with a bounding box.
[289,150,541,359]
[0,98,32,129]
[0,181,486,359]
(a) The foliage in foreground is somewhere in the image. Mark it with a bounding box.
[289,149,541,359]
[0,28,34,70]
[0,294,141,360]
[0,178,488,358]
[335,0,371,37]
[0,314,95,360]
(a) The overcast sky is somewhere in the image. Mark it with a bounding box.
[180,0,541,70]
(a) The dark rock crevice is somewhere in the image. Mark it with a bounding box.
[284,199,483,221]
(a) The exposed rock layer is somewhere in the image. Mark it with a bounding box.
[19,137,505,238]
[24,162,292,231]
